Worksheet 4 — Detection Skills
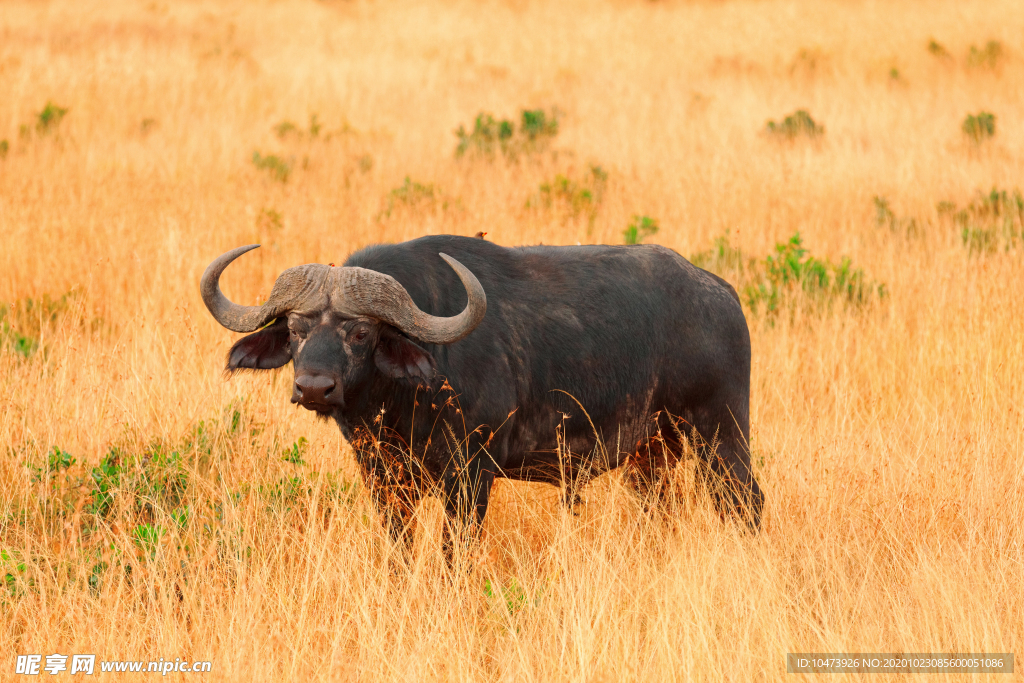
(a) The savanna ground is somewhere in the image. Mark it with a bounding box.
[1,0,1023,680]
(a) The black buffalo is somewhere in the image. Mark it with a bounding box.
[200,235,763,547]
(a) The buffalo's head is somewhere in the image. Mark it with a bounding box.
[199,245,486,418]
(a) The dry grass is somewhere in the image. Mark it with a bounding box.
[1,0,1022,680]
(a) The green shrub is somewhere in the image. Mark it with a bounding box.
[962,112,995,143]
[387,176,434,203]
[0,140,8,159]
[529,165,608,228]
[623,215,659,245]
[252,151,291,182]
[484,578,529,617]
[282,437,308,467]
[873,196,919,236]
[455,108,559,157]
[252,470,353,515]
[132,523,165,561]
[520,109,558,141]
[940,187,1024,255]
[967,40,1003,69]
[379,176,453,219]
[873,196,895,227]
[927,39,950,58]
[1,288,91,358]
[72,409,337,524]
[456,113,513,157]
[28,447,76,484]
[690,235,744,273]
[766,109,823,139]
[36,102,68,135]
[87,450,121,518]
[691,233,885,317]
[273,114,322,140]
[86,444,189,519]
[4,403,359,599]
[1,549,29,597]
[1,327,37,358]
[744,233,883,314]
[256,207,283,234]
[375,176,460,221]
[273,120,300,139]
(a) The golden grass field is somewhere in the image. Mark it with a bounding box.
[1,0,1023,680]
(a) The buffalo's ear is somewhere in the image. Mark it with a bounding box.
[226,318,292,372]
[374,327,437,387]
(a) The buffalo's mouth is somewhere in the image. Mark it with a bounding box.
[303,403,338,419]
[291,398,341,421]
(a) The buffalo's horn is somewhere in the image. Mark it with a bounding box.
[200,245,324,333]
[334,253,486,345]
[202,247,487,344]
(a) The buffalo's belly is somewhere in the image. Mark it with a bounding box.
[497,409,635,484]
[497,451,616,487]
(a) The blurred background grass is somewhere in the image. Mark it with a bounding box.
[0,1,1021,680]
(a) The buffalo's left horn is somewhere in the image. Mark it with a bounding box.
[334,253,486,345]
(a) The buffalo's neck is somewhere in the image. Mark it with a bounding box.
[334,375,446,463]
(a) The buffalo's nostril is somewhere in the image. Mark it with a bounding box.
[293,374,338,408]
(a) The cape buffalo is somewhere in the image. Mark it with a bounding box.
[200,235,763,549]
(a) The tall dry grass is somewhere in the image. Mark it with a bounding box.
[1,0,1022,680]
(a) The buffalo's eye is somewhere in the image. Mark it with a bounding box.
[289,328,306,341]
[351,329,368,342]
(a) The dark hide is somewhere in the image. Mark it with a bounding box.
[222,235,763,549]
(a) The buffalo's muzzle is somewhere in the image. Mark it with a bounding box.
[292,374,341,411]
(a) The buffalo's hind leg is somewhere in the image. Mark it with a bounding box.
[693,423,763,531]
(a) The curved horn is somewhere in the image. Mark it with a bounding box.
[200,245,272,332]
[201,245,327,333]
[336,253,486,344]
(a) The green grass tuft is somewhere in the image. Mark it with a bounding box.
[455,108,559,158]
[940,187,1024,255]
[766,109,823,139]
[692,233,885,317]
[962,112,996,143]
[252,151,291,182]
[967,40,1003,69]
[36,101,69,135]
[623,215,659,245]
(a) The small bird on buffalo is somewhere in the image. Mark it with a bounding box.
[474,231,487,239]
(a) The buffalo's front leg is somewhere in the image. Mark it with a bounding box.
[352,436,423,551]
[439,438,496,565]
[365,467,421,550]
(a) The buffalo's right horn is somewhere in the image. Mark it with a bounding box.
[200,245,323,333]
